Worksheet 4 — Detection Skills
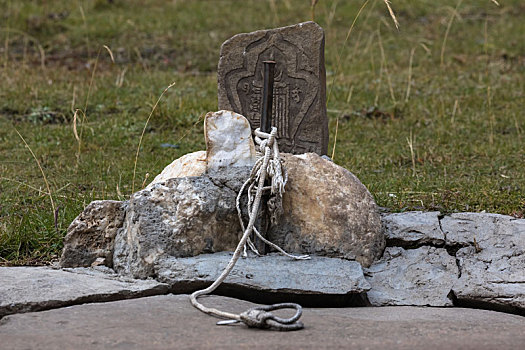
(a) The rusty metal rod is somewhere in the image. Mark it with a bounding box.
[253,60,276,255]
[260,61,275,133]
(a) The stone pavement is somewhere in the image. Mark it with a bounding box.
[1,294,524,350]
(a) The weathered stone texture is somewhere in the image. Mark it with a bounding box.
[0,267,168,318]
[269,153,384,267]
[60,200,126,268]
[381,211,444,246]
[113,168,251,278]
[377,211,525,314]
[218,22,328,155]
[365,246,459,306]
[441,212,524,247]
[454,245,525,313]
[155,252,370,295]
[443,213,525,313]
[2,295,525,350]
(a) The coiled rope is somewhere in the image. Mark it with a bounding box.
[190,127,309,331]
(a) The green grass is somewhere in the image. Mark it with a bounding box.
[1,0,523,265]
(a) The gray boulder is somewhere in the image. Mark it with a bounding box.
[365,246,459,306]
[113,168,250,278]
[109,153,384,278]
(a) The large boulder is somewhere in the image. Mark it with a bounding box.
[269,153,384,267]
[113,168,250,278]
[62,110,383,289]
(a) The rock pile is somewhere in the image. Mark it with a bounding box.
[61,110,384,294]
[59,111,524,316]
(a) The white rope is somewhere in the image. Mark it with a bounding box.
[189,127,308,330]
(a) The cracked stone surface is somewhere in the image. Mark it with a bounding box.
[155,252,370,295]
[442,213,525,314]
[441,212,525,247]
[1,295,524,350]
[0,267,168,318]
[365,246,459,306]
[453,246,525,314]
[381,211,444,247]
[61,196,524,314]
[380,212,525,314]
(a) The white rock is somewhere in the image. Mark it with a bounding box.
[147,151,206,189]
[147,110,256,188]
[204,110,256,171]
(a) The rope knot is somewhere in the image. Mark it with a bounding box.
[254,127,277,153]
[239,303,304,331]
[239,309,273,329]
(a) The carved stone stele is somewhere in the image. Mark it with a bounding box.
[218,21,328,155]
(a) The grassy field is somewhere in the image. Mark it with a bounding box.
[0,0,523,265]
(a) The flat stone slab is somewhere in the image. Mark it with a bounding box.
[441,212,525,246]
[0,267,168,318]
[365,247,459,306]
[156,253,370,295]
[381,211,444,246]
[379,211,525,314]
[1,295,524,350]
